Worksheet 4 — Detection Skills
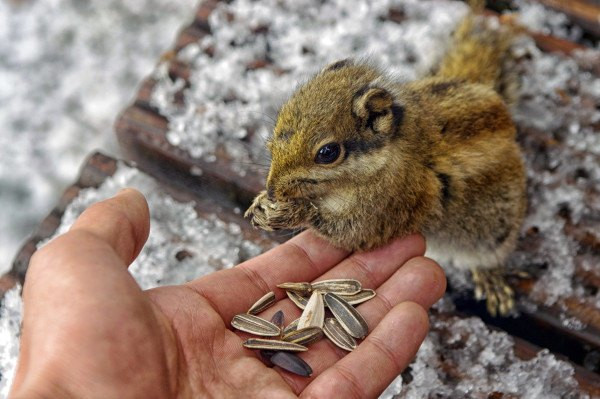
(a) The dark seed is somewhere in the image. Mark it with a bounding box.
[260,350,276,367]
[270,310,285,330]
[270,351,313,377]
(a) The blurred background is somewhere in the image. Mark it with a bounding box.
[0,0,197,274]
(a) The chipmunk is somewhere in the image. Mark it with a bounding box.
[245,8,526,316]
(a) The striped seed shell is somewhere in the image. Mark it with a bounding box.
[277,282,312,296]
[243,338,308,352]
[270,351,313,377]
[297,290,325,329]
[286,290,308,310]
[247,291,276,315]
[311,279,362,295]
[283,318,300,335]
[323,317,357,352]
[324,293,369,339]
[282,327,324,346]
[339,289,376,305]
[231,314,281,336]
[270,310,285,330]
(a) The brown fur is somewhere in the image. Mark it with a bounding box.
[246,12,526,275]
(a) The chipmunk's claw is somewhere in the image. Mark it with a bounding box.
[471,268,515,317]
[245,191,309,231]
[245,191,275,231]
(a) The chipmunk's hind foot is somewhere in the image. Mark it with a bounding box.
[471,267,515,317]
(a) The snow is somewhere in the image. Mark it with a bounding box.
[150,0,468,174]
[0,286,22,398]
[383,315,586,399]
[0,0,197,275]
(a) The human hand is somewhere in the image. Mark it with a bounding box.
[10,189,446,398]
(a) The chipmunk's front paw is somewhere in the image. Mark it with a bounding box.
[245,191,274,231]
[244,191,306,231]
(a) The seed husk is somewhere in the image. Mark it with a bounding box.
[324,293,369,339]
[277,282,312,296]
[286,290,308,310]
[283,318,300,335]
[339,289,376,305]
[232,314,281,336]
[311,279,362,295]
[270,310,285,330]
[297,290,325,329]
[247,291,276,315]
[270,351,313,377]
[243,338,308,352]
[323,317,357,351]
[282,327,324,346]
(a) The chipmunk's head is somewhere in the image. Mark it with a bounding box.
[265,59,405,205]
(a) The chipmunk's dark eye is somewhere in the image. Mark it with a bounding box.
[315,142,341,164]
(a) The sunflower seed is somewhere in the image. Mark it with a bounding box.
[277,282,312,296]
[231,314,281,336]
[247,291,276,315]
[270,310,285,331]
[270,351,313,377]
[297,290,325,329]
[286,290,308,310]
[283,318,300,335]
[282,327,324,346]
[243,338,308,352]
[324,293,369,338]
[339,289,376,305]
[311,279,362,295]
[260,350,276,366]
[323,317,357,352]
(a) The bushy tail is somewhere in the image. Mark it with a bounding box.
[436,1,517,103]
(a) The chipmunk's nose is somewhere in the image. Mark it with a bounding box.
[267,185,276,201]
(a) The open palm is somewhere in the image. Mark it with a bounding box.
[10,189,445,399]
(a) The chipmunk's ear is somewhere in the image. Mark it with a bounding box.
[322,58,353,72]
[352,85,403,135]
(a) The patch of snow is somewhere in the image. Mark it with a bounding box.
[513,0,584,42]
[382,315,586,399]
[151,0,468,172]
[0,0,197,275]
[0,286,22,398]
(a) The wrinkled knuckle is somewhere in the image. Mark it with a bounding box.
[349,257,377,288]
[332,364,366,399]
